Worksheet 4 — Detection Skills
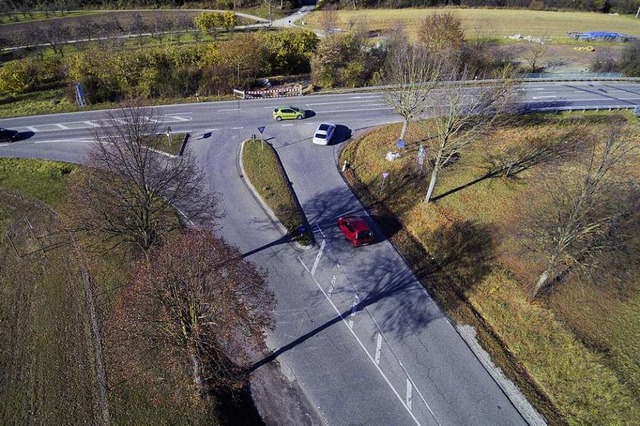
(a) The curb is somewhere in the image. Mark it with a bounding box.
[238,139,314,250]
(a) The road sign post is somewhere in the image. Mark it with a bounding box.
[258,126,265,151]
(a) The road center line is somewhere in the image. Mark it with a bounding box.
[295,254,423,426]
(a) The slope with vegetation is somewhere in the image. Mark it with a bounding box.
[340,112,640,424]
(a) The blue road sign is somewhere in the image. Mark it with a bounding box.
[258,126,265,134]
[397,139,405,149]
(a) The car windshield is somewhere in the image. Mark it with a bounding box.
[319,124,330,131]
[356,231,373,240]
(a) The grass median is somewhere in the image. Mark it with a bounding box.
[241,137,312,245]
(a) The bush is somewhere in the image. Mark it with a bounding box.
[0,59,40,96]
[590,48,618,73]
[619,40,640,77]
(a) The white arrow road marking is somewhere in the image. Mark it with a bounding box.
[375,333,383,365]
[350,294,360,317]
[310,239,326,276]
[328,275,336,297]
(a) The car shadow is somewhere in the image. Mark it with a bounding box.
[2,130,35,142]
[327,125,352,146]
[369,214,402,240]
[14,131,35,142]
[303,110,316,119]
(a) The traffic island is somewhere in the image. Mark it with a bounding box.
[240,138,313,247]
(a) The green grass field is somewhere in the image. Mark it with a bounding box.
[305,8,640,42]
[0,158,217,424]
[340,112,640,424]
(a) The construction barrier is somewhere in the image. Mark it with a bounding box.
[234,85,303,100]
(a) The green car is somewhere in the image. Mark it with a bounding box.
[273,106,305,121]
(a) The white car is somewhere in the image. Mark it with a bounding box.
[312,122,336,145]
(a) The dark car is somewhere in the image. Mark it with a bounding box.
[0,127,20,142]
[337,216,375,247]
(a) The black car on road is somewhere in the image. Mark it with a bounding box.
[0,127,20,142]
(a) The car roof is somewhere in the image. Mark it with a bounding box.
[318,123,335,130]
[340,216,370,232]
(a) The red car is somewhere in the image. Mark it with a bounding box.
[337,216,375,247]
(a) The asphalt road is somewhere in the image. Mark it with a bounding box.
[1,81,639,425]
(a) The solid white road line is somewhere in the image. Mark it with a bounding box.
[34,138,94,144]
[296,255,423,426]
[26,126,39,132]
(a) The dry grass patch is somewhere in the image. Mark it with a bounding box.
[341,113,640,424]
[305,8,640,42]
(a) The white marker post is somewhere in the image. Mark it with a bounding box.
[166,126,172,147]
[380,172,389,193]
[417,145,427,175]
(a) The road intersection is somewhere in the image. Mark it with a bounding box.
[1,81,639,425]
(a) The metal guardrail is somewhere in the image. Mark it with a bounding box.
[521,72,624,79]
[529,105,638,113]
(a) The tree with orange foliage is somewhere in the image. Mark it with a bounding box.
[133,228,275,395]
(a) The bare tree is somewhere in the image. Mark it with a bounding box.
[319,5,339,37]
[524,41,547,73]
[132,228,275,394]
[423,64,518,203]
[154,15,174,43]
[74,17,98,42]
[527,130,639,299]
[43,19,70,56]
[382,36,442,143]
[63,100,220,253]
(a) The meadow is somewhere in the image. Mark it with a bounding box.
[340,112,640,424]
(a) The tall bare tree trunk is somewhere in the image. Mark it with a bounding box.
[399,119,409,141]
[191,350,204,393]
[533,254,557,298]
[424,164,439,203]
[424,148,443,202]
